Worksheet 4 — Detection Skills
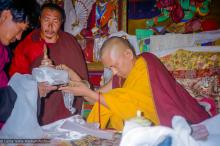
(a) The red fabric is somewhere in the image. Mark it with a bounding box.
[0,122,4,129]
[170,2,184,23]
[156,0,184,23]
[100,2,116,27]
[185,19,202,33]
[141,53,209,126]
[191,0,205,3]
[201,19,219,31]
[83,38,94,62]
[0,42,9,87]
[87,3,96,30]
[197,97,217,117]
[9,31,44,76]
[88,75,102,86]
[156,0,175,8]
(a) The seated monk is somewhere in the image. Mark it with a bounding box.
[58,36,210,131]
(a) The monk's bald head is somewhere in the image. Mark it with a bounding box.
[100,36,136,60]
[100,36,137,78]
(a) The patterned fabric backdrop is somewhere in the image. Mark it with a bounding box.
[160,49,220,113]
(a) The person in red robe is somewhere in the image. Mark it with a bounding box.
[9,3,88,125]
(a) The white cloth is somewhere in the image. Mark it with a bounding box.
[193,114,220,146]
[93,37,107,61]
[42,115,87,140]
[64,0,79,36]
[42,115,114,140]
[120,115,220,146]
[150,33,195,52]
[32,66,69,85]
[149,29,220,52]
[32,67,76,114]
[120,116,198,146]
[0,70,74,139]
[36,0,46,6]
[64,0,95,36]
[0,73,44,139]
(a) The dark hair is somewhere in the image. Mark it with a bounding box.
[0,0,28,23]
[101,36,136,56]
[40,2,65,23]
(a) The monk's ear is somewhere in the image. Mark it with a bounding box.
[124,49,133,59]
[0,10,11,22]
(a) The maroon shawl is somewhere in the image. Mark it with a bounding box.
[26,29,88,125]
[113,52,209,127]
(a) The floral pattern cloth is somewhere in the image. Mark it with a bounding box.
[160,49,220,71]
[159,49,220,113]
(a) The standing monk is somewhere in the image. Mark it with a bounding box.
[9,3,88,125]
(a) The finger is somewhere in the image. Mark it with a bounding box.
[38,82,46,86]
[41,89,48,97]
[194,133,208,140]
[59,86,70,90]
[196,127,208,133]
[47,86,57,91]
[55,66,61,70]
[61,64,68,69]
[47,86,54,93]
[60,89,72,93]
[55,64,63,69]
[42,81,50,86]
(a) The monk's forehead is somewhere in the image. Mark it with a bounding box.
[102,45,123,61]
[103,41,126,54]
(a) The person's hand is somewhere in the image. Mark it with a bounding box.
[38,82,57,97]
[59,81,91,97]
[56,64,81,81]
[191,124,209,140]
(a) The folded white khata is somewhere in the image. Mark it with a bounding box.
[32,66,69,85]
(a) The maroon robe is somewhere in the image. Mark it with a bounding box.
[14,29,88,125]
[113,52,209,127]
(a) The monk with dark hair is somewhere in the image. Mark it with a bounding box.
[9,3,88,125]
[0,0,29,88]
[0,0,29,128]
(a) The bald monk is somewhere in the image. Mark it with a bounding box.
[59,36,209,131]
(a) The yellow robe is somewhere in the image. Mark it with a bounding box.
[87,57,159,131]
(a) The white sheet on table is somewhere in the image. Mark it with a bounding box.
[42,115,87,140]
[42,115,114,140]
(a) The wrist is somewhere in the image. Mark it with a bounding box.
[81,80,90,88]
[87,90,99,101]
